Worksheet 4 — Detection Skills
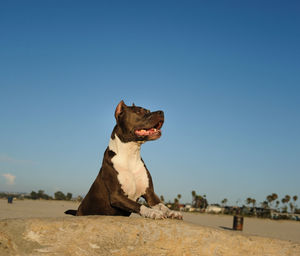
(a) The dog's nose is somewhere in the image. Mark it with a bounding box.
[156,111,164,117]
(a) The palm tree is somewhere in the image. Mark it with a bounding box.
[266,195,273,209]
[221,198,228,207]
[174,198,179,210]
[177,194,181,207]
[281,197,286,212]
[265,193,278,209]
[192,191,196,202]
[288,195,298,213]
[246,197,252,207]
[197,195,208,209]
[281,195,291,213]
[191,191,197,207]
[191,191,208,209]
[271,193,278,208]
[275,200,280,211]
[251,198,256,208]
[251,198,257,216]
[293,195,298,208]
[192,190,208,208]
[261,201,268,209]
[293,195,299,213]
[290,202,294,213]
[246,197,255,215]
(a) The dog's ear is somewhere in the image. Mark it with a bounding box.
[115,100,126,120]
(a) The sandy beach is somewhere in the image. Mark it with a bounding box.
[1,199,300,244]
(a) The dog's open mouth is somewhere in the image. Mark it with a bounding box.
[135,121,163,137]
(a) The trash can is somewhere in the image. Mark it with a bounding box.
[233,215,243,231]
[8,196,13,204]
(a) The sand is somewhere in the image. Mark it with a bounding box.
[0,199,79,219]
[1,199,299,243]
[183,212,300,243]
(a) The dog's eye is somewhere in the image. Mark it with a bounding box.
[136,108,143,114]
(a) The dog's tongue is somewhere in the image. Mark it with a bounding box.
[135,128,158,136]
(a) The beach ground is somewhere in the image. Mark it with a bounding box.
[1,199,299,243]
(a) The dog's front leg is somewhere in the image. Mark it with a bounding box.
[110,192,165,220]
[143,172,183,220]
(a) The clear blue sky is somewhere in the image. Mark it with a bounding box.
[1,1,299,206]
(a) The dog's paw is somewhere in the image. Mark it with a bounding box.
[152,203,183,220]
[140,205,165,220]
[166,210,183,220]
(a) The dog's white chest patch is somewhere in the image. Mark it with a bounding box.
[109,135,149,201]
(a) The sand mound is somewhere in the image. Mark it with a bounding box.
[0,216,299,256]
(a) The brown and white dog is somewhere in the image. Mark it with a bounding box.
[65,101,182,220]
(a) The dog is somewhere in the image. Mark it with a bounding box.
[65,100,182,220]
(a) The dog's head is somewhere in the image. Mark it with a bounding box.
[112,100,164,143]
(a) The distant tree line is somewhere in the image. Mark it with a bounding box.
[28,190,74,201]
[161,190,208,211]
[1,189,299,216]
[0,192,21,199]
[245,193,299,214]
[0,190,77,201]
[158,191,299,217]
[29,190,53,200]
